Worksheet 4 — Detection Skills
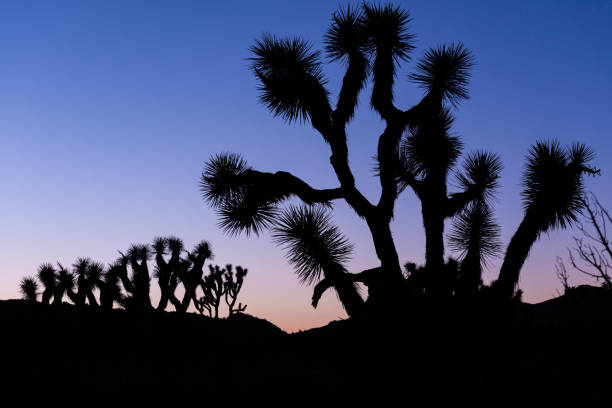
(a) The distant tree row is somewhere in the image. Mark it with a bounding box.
[18,236,247,318]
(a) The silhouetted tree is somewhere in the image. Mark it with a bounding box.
[196,264,226,318]
[224,264,248,315]
[127,245,152,311]
[495,141,598,298]
[37,263,57,305]
[178,241,213,313]
[556,193,612,289]
[85,261,104,307]
[19,277,38,302]
[166,237,185,311]
[99,264,124,310]
[200,3,501,308]
[53,263,75,305]
[152,237,173,311]
[72,258,91,306]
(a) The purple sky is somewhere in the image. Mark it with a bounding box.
[1,1,611,332]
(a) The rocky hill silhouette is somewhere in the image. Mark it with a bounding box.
[0,286,612,402]
[1,287,611,401]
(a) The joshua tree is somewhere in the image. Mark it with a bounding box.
[200,3,499,308]
[99,264,124,310]
[152,236,184,312]
[197,264,226,318]
[85,261,104,307]
[19,277,38,302]
[223,264,248,315]
[127,244,152,311]
[152,237,172,311]
[72,258,91,306]
[166,237,185,311]
[494,141,598,298]
[53,263,76,305]
[178,241,213,313]
[37,263,57,305]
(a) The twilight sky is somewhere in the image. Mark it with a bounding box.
[1,0,611,332]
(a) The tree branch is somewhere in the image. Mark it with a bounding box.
[333,52,368,128]
[311,278,332,308]
[238,169,344,204]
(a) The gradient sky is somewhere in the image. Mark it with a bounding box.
[1,0,611,332]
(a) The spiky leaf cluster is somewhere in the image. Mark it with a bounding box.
[250,35,330,123]
[37,263,57,289]
[400,107,462,182]
[448,201,502,267]
[166,236,184,255]
[200,153,251,207]
[324,5,366,62]
[362,3,414,63]
[56,263,75,292]
[193,240,213,260]
[272,205,353,285]
[522,140,598,231]
[19,277,38,301]
[409,43,474,106]
[152,237,166,255]
[457,151,503,202]
[201,153,289,236]
[127,245,151,262]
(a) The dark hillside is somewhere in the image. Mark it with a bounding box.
[1,288,611,401]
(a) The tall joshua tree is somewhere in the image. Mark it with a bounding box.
[495,141,598,298]
[200,3,495,306]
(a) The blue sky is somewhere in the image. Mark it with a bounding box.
[1,1,611,331]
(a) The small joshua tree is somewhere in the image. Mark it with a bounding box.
[54,263,75,305]
[179,241,213,313]
[19,277,39,302]
[196,264,226,318]
[224,264,248,315]
[37,263,57,305]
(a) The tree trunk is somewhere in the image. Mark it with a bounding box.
[41,289,53,305]
[365,215,405,305]
[52,289,65,305]
[422,199,447,295]
[456,250,481,296]
[496,213,540,299]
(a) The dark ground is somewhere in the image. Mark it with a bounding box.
[1,286,611,402]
